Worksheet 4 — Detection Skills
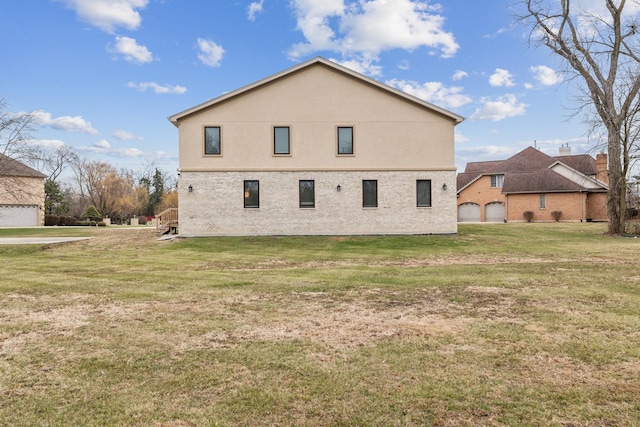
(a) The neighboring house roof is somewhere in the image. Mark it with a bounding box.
[457,146,607,194]
[0,154,46,179]
[168,56,465,126]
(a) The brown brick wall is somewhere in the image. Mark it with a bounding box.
[506,193,586,222]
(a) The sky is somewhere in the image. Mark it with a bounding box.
[0,0,615,179]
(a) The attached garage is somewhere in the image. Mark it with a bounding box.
[0,205,39,227]
[485,202,505,223]
[457,202,480,222]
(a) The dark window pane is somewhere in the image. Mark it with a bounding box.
[363,180,377,207]
[299,180,315,208]
[338,127,353,154]
[274,127,290,154]
[244,180,259,208]
[417,180,431,207]
[205,127,221,155]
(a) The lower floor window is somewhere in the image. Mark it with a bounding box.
[244,180,259,208]
[299,180,315,208]
[363,180,378,207]
[417,180,432,207]
[539,193,546,209]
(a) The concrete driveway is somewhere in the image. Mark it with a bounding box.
[0,237,91,245]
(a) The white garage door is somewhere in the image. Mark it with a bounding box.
[458,203,480,222]
[485,202,505,223]
[0,205,39,227]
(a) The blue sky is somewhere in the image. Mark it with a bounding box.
[0,0,601,176]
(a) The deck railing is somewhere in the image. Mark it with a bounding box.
[156,208,178,234]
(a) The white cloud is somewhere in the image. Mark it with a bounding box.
[386,79,472,109]
[489,68,515,87]
[58,0,148,33]
[111,36,153,64]
[530,65,562,86]
[31,110,98,134]
[333,55,383,76]
[127,82,187,94]
[113,130,142,141]
[94,139,111,149]
[26,139,67,149]
[197,38,225,67]
[248,0,264,21]
[470,94,527,121]
[452,70,468,81]
[287,0,458,71]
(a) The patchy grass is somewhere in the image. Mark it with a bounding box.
[1,223,639,426]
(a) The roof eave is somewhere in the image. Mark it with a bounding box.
[168,57,465,126]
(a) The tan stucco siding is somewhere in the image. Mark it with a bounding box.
[179,170,457,236]
[178,65,455,172]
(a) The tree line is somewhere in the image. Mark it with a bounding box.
[1,99,177,223]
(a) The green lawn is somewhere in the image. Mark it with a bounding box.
[1,223,639,426]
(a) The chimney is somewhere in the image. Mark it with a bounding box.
[596,152,608,185]
[559,143,571,156]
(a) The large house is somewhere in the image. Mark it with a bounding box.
[169,57,464,236]
[456,146,609,223]
[0,154,46,227]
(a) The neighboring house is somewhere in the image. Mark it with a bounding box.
[456,146,609,223]
[0,154,46,227]
[169,57,464,236]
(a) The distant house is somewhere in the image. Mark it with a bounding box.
[169,57,464,236]
[0,154,46,227]
[456,146,609,223]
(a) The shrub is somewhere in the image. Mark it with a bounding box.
[625,219,640,235]
[523,211,534,222]
[138,216,147,225]
[97,221,107,227]
[627,208,639,219]
[44,215,60,226]
[551,211,563,222]
[60,216,77,226]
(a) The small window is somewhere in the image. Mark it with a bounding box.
[244,180,259,208]
[299,180,315,208]
[363,180,378,208]
[539,193,546,209]
[274,126,290,155]
[490,174,504,188]
[337,127,353,155]
[204,126,221,155]
[417,180,432,207]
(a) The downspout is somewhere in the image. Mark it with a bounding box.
[580,191,583,222]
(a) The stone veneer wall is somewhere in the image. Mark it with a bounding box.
[179,170,457,236]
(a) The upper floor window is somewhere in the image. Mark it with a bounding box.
[244,180,259,208]
[363,180,378,208]
[204,126,221,155]
[539,193,546,209]
[337,126,354,155]
[274,126,290,155]
[417,180,432,207]
[299,180,315,208]
[490,174,504,188]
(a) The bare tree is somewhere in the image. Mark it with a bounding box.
[517,0,640,234]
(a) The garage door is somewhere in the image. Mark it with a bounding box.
[0,205,39,227]
[458,203,480,222]
[485,202,505,223]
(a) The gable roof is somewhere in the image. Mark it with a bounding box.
[457,146,607,194]
[168,57,465,126]
[0,154,46,179]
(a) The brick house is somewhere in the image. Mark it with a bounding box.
[456,146,609,223]
[0,154,46,227]
[169,57,464,236]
